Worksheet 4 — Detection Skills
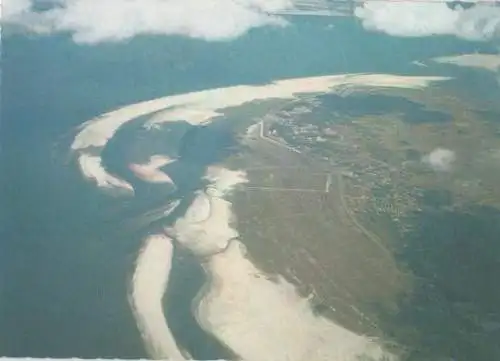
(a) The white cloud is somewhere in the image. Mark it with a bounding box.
[423,147,457,171]
[355,1,500,41]
[1,0,293,43]
[2,0,30,18]
[3,0,499,44]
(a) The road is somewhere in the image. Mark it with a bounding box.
[336,173,394,260]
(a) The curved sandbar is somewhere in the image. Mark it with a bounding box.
[77,153,134,193]
[129,234,186,360]
[200,240,393,361]
[71,74,449,193]
[171,166,395,361]
[129,155,176,184]
[432,53,500,72]
[166,166,248,257]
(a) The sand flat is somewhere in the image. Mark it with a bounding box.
[129,234,186,360]
[128,163,174,184]
[77,153,134,193]
[200,240,392,361]
[170,166,394,360]
[72,74,449,194]
[433,53,500,72]
[72,74,448,151]
[128,155,175,184]
[168,194,239,257]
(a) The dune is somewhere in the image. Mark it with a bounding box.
[169,166,394,360]
[72,74,449,152]
[129,234,186,360]
[71,74,449,193]
[199,240,394,361]
[77,153,134,193]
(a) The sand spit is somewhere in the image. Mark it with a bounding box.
[71,74,449,193]
[145,74,447,130]
[432,53,500,72]
[77,153,134,193]
[199,240,394,361]
[128,163,173,184]
[129,234,186,360]
[167,167,248,257]
[72,74,448,151]
[128,155,175,185]
[170,166,394,360]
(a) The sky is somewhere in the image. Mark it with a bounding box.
[1,0,499,44]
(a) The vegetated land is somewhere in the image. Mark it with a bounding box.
[223,84,500,358]
[228,123,411,340]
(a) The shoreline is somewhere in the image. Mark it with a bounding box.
[71,74,450,194]
[169,166,396,361]
[128,234,187,360]
[70,75,454,360]
[189,252,236,358]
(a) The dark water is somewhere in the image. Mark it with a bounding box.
[166,246,239,360]
[100,114,239,359]
[1,15,497,358]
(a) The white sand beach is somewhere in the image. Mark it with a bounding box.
[169,166,395,361]
[77,153,134,193]
[171,195,237,256]
[71,74,449,192]
[129,234,186,360]
[166,167,247,257]
[199,240,393,361]
[70,75,450,359]
[128,155,175,184]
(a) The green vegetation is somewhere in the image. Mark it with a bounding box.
[217,81,500,359]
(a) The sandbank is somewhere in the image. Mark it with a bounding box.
[128,163,174,184]
[167,191,239,256]
[129,155,176,184]
[72,74,449,152]
[199,240,394,361]
[432,53,500,72]
[171,166,394,360]
[129,234,186,360]
[77,153,134,193]
[166,167,247,258]
[72,74,449,194]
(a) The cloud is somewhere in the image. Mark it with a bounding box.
[1,0,293,43]
[355,1,500,41]
[423,147,457,171]
[1,0,32,19]
[3,0,499,44]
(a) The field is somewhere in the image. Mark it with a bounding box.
[227,128,411,339]
[221,83,500,358]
